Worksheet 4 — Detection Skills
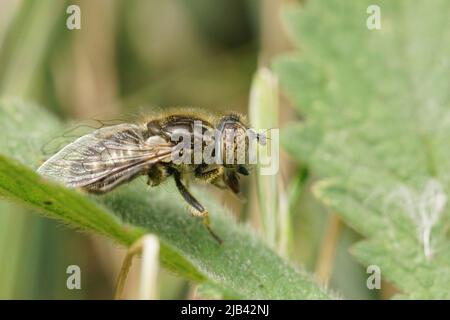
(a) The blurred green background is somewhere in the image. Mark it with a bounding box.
[0,0,377,299]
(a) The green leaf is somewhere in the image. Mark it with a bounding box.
[0,97,330,299]
[274,0,450,299]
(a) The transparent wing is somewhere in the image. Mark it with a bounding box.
[40,118,127,157]
[37,123,173,193]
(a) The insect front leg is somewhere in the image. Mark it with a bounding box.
[194,165,223,183]
[171,169,223,244]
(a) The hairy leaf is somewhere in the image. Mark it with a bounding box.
[0,97,330,299]
[274,0,450,298]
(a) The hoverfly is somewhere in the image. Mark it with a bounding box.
[37,109,265,244]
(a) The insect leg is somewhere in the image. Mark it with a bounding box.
[147,164,168,187]
[223,170,240,194]
[194,165,223,183]
[195,165,240,194]
[172,169,223,244]
[173,170,205,213]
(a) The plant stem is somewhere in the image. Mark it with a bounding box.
[114,238,144,300]
[316,214,342,285]
[115,235,160,300]
[139,235,160,300]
